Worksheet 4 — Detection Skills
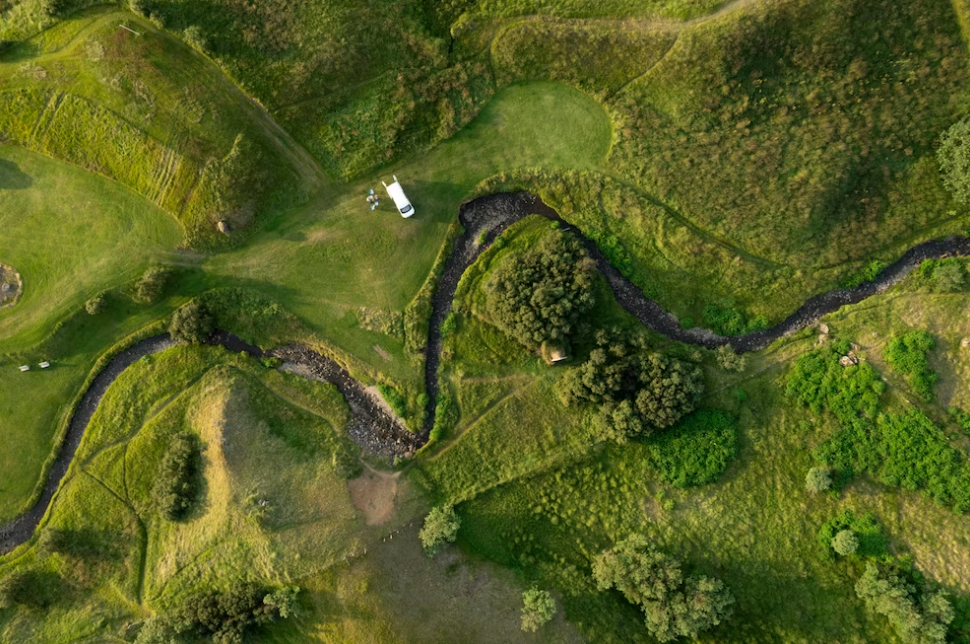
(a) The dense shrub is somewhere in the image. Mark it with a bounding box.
[702,305,767,336]
[171,582,298,643]
[644,410,738,488]
[884,330,938,402]
[558,329,702,442]
[804,466,832,494]
[485,230,596,349]
[38,526,105,560]
[715,345,746,372]
[169,301,214,344]
[842,260,885,289]
[376,383,406,418]
[939,118,970,204]
[949,407,970,436]
[134,266,173,304]
[855,562,953,644]
[814,411,970,513]
[592,535,734,643]
[152,433,201,520]
[419,505,460,556]
[84,293,106,315]
[520,588,556,633]
[786,340,885,421]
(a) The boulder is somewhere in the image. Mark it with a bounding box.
[839,355,859,367]
[217,220,230,234]
[819,323,830,335]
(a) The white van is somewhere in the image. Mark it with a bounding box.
[382,175,414,218]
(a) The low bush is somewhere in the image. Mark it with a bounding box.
[841,260,885,289]
[419,504,460,556]
[644,410,738,488]
[702,305,768,336]
[786,339,885,421]
[939,117,970,204]
[169,301,214,344]
[948,407,970,436]
[376,383,406,419]
[884,330,937,402]
[918,258,967,293]
[152,432,201,520]
[715,345,746,372]
[814,410,970,513]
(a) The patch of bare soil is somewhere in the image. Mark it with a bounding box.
[0,264,23,309]
[348,469,400,526]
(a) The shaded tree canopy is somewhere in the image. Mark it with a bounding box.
[592,535,734,643]
[485,230,596,349]
[855,562,953,644]
[557,328,702,441]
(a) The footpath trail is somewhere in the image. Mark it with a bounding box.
[5,190,970,554]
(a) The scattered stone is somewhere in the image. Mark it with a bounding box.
[962,337,970,349]
[217,220,230,234]
[839,354,859,367]
[819,323,829,335]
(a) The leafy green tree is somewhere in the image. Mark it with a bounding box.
[805,467,832,494]
[419,505,460,556]
[520,588,556,632]
[831,529,859,556]
[592,535,734,642]
[485,231,596,349]
[938,118,970,204]
[171,582,297,643]
[169,301,214,344]
[855,562,953,644]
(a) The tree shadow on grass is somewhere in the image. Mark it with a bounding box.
[0,159,33,190]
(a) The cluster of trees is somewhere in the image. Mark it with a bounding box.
[557,329,702,442]
[135,583,299,644]
[592,535,734,642]
[855,562,953,644]
[152,433,201,521]
[938,118,970,205]
[884,330,938,402]
[419,505,460,556]
[485,231,596,350]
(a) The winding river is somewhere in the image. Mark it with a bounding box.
[3,191,969,554]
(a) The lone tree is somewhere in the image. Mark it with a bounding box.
[832,529,859,556]
[805,466,832,494]
[169,301,214,344]
[592,535,734,643]
[85,293,106,315]
[938,118,970,204]
[521,588,556,632]
[485,230,596,349]
[134,266,172,304]
[419,505,460,556]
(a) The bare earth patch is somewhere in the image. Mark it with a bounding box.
[0,264,23,309]
[348,469,400,526]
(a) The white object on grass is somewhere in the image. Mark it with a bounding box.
[382,175,414,218]
[39,362,50,368]
[19,365,29,372]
